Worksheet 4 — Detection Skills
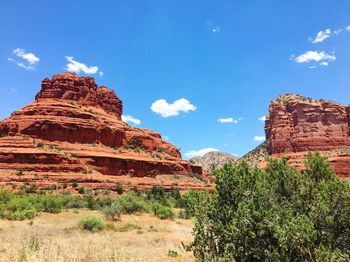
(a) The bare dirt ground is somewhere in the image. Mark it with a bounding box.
[0,210,195,262]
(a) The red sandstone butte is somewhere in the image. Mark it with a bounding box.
[0,73,210,191]
[265,94,350,178]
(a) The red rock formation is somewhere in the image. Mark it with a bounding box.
[0,73,210,191]
[36,72,123,118]
[265,94,350,178]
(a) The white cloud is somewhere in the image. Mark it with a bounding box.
[293,51,336,64]
[258,116,266,121]
[9,88,18,93]
[121,115,141,125]
[254,136,266,142]
[346,25,350,31]
[185,148,219,158]
[99,71,104,77]
[206,20,221,33]
[212,26,221,33]
[309,65,317,69]
[311,28,332,43]
[151,98,196,117]
[65,56,102,75]
[163,136,169,141]
[334,29,343,35]
[8,48,40,70]
[217,117,240,124]
[320,62,329,66]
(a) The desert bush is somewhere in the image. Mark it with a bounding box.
[115,192,150,214]
[78,215,105,232]
[115,182,123,195]
[1,198,37,220]
[36,142,44,148]
[41,195,63,213]
[71,181,78,188]
[103,202,123,220]
[191,153,350,261]
[155,206,175,220]
[0,190,13,204]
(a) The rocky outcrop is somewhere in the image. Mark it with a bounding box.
[36,72,123,118]
[264,94,350,178]
[190,151,237,174]
[0,73,209,191]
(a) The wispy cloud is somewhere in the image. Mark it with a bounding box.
[185,148,218,158]
[292,51,336,68]
[151,98,196,117]
[9,88,18,93]
[217,117,241,124]
[65,56,103,75]
[293,51,336,63]
[8,48,40,70]
[254,136,265,142]
[258,116,266,121]
[347,25,350,31]
[311,28,332,43]
[121,115,141,125]
[206,20,221,33]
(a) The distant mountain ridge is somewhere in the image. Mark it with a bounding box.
[190,151,237,174]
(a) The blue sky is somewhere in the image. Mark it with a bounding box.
[0,1,350,158]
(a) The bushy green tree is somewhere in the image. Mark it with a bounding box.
[191,153,350,261]
[78,215,105,232]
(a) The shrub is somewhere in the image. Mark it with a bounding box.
[147,185,165,201]
[115,222,142,232]
[78,215,105,232]
[1,198,37,220]
[41,196,63,213]
[155,206,175,220]
[115,192,149,214]
[168,250,180,257]
[115,182,123,195]
[191,153,350,261]
[78,187,85,194]
[70,153,79,158]
[103,203,123,220]
[71,181,78,188]
[36,142,44,148]
[0,190,13,204]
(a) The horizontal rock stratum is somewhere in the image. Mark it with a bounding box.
[265,94,350,178]
[0,73,209,191]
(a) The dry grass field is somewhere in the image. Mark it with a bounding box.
[0,210,195,262]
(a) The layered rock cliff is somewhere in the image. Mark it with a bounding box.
[0,73,209,191]
[264,94,350,178]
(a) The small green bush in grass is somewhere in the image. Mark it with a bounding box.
[78,215,105,232]
[41,196,63,213]
[115,192,150,214]
[103,202,123,220]
[115,222,142,232]
[155,206,175,220]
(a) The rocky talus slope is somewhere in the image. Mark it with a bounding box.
[190,151,237,174]
[263,94,350,178]
[0,73,210,191]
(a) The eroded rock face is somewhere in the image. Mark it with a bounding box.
[0,73,209,191]
[265,94,350,178]
[36,72,123,119]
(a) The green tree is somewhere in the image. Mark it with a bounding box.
[191,153,350,261]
